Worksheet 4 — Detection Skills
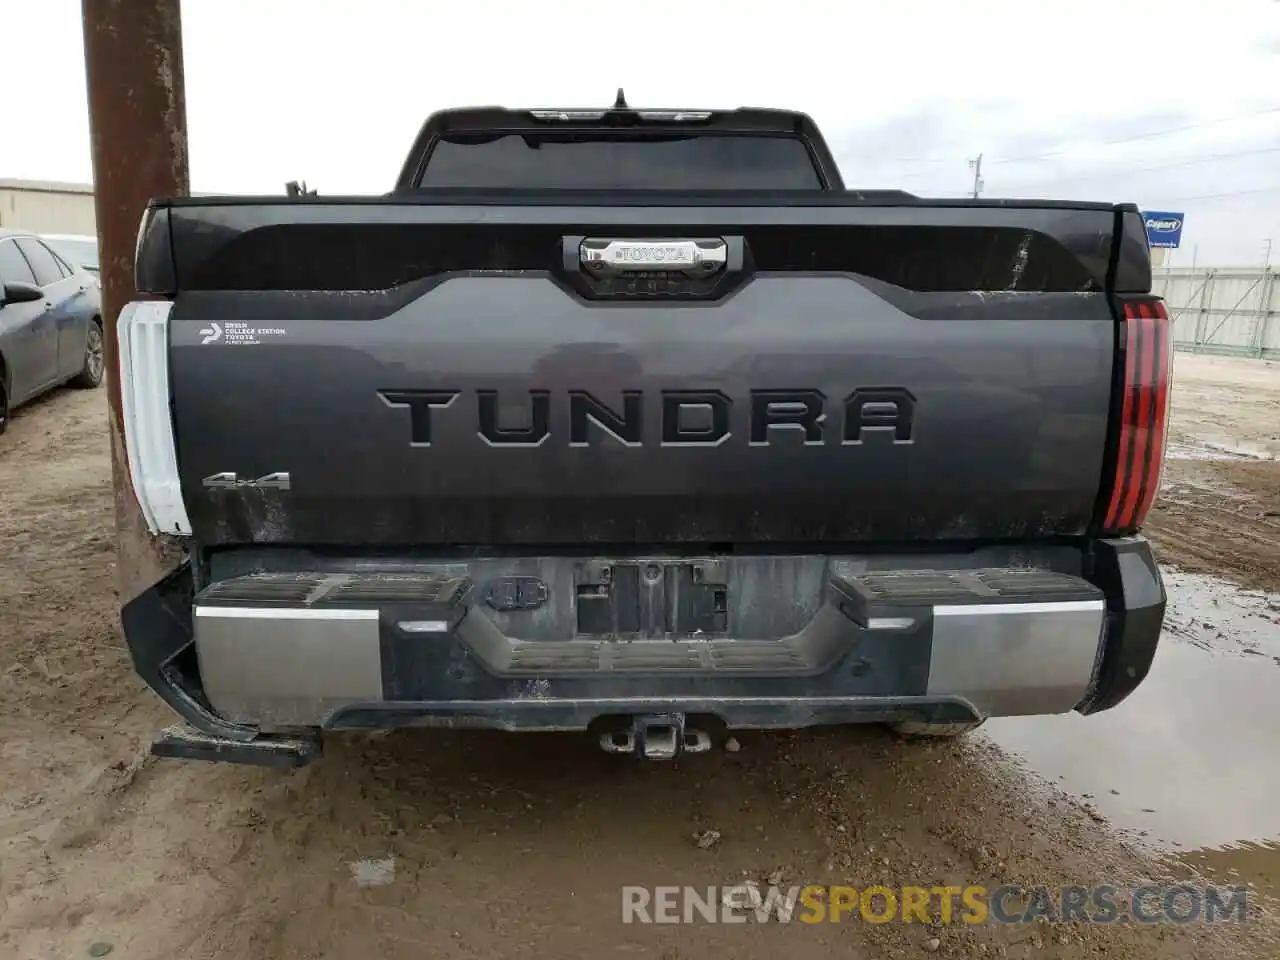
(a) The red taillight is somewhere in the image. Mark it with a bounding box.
[1101,298,1173,534]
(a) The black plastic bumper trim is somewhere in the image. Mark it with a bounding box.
[120,560,260,742]
[1077,536,1166,714]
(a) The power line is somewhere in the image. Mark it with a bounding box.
[994,145,1280,191]
[1154,184,1280,203]
[988,106,1280,166]
[885,103,1280,171]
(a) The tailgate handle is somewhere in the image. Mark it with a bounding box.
[577,238,729,277]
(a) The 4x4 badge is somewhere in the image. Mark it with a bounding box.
[201,472,291,491]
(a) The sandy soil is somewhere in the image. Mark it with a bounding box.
[2,363,1279,960]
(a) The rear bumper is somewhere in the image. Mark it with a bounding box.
[119,538,1165,747]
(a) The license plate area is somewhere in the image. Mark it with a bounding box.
[574,560,728,639]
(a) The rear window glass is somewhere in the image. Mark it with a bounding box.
[418,133,822,190]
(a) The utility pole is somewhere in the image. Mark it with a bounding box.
[1264,238,1273,268]
[83,0,189,600]
[967,154,984,199]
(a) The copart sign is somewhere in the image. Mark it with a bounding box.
[1143,211,1185,249]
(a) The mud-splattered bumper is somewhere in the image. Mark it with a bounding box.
[120,539,1164,764]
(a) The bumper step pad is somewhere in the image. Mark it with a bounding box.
[831,567,1103,622]
[196,570,473,609]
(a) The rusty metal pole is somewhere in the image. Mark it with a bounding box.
[82,0,189,599]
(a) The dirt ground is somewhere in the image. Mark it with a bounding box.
[2,355,1279,960]
[1145,354,1280,593]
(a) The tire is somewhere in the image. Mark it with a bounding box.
[890,719,985,739]
[69,319,105,389]
[0,379,8,436]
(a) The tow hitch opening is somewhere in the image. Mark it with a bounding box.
[598,713,713,760]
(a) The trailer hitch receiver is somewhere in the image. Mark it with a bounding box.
[599,713,712,760]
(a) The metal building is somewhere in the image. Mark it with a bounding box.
[0,178,97,234]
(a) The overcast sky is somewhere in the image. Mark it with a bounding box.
[5,0,1280,264]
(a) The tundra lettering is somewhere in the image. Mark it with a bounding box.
[478,389,550,447]
[376,389,459,446]
[843,388,916,445]
[662,390,732,446]
[570,390,643,447]
[750,389,825,446]
[377,388,917,448]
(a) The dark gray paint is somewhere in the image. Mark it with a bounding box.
[170,275,1116,545]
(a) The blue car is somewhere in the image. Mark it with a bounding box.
[0,228,104,434]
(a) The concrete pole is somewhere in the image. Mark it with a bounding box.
[82,0,189,600]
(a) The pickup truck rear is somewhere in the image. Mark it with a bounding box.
[116,97,1170,766]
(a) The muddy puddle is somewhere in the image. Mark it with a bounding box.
[984,570,1280,894]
